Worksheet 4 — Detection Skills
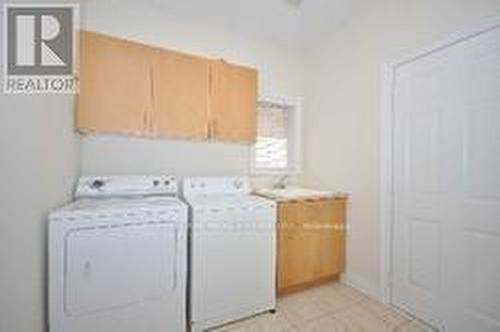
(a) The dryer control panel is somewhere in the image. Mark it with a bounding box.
[76,176,178,198]
[183,177,251,197]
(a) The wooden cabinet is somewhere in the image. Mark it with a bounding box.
[278,201,316,290]
[277,198,346,295]
[151,50,211,139]
[210,60,258,143]
[76,31,258,143]
[76,31,153,135]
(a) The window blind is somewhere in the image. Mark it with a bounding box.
[255,102,289,169]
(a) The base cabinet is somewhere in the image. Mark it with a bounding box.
[277,198,347,295]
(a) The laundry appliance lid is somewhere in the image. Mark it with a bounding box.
[50,196,186,221]
[185,194,275,211]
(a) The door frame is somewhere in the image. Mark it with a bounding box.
[380,14,500,306]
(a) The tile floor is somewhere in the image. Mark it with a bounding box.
[211,282,434,332]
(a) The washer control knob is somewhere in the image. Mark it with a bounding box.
[233,179,243,189]
[91,179,105,190]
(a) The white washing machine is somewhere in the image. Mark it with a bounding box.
[183,177,277,332]
[49,176,188,332]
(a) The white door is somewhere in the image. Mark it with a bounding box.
[392,24,500,332]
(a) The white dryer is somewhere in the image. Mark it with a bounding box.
[49,176,188,332]
[183,177,277,332]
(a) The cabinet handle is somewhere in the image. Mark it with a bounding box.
[212,120,217,139]
[207,62,215,140]
[148,65,155,134]
[143,111,148,133]
[205,122,211,139]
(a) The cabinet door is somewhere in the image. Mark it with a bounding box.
[210,61,257,143]
[309,199,346,279]
[333,199,346,272]
[278,199,347,294]
[278,201,316,292]
[76,31,153,135]
[152,50,210,139]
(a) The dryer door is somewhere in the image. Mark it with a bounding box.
[64,222,178,317]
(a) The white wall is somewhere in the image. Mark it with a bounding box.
[80,0,305,181]
[304,0,500,298]
[0,95,79,332]
[0,3,80,332]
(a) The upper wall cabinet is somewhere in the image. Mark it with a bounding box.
[152,50,211,140]
[210,60,258,143]
[76,31,258,143]
[76,31,153,136]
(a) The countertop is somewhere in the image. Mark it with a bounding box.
[254,187,349,202]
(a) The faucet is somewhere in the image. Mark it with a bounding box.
[273,175,289,189]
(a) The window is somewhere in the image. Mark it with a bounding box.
[251,96,302,174]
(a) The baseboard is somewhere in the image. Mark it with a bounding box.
[340,273,382,302]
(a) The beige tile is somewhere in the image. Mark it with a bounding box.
[394,320,436,332]
[305,282,368,304]
[212,311,294,332]
[358,298,411,327]
[209,282,428,332]
[334,283,372,303]
[330,304,402,332]
[306,282,344,297]
[307,285,359,313]
[278,291,329,326]
[294,315,347,332]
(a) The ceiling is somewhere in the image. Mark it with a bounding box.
[132,0,372,50]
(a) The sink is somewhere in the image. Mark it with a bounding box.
[256,186,344,201]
